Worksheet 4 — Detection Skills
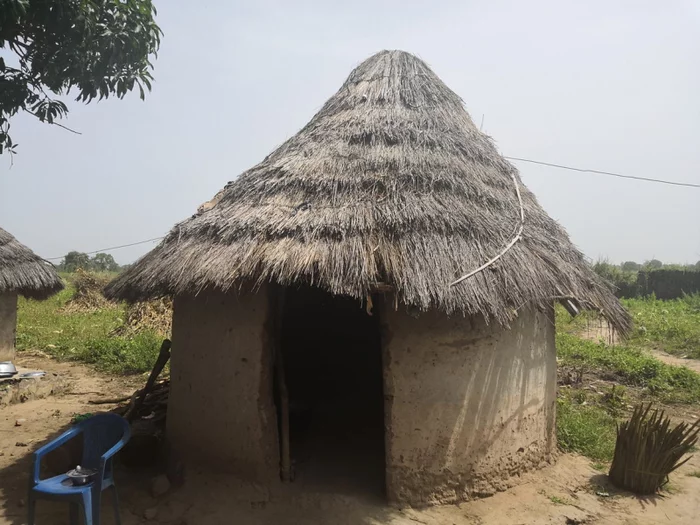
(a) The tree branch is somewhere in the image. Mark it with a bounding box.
[26,111,82,134]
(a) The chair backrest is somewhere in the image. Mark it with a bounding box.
[78,413,130,470]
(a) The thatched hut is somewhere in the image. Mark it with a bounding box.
[0,228,64,361]
[106,50,629,505]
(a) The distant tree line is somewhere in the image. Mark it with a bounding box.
[594,259,700,299]
[58,251,122,273]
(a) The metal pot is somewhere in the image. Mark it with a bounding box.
[67,466,97,486]
[0,361,18,378]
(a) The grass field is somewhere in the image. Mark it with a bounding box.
[16,281,162,374]
[623,295,700,358]
[555,296,700,462]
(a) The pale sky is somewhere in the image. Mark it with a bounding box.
[1,0,699,266]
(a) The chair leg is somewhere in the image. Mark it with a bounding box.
[69,502,79,525]
[92,488,102,525]
[82,490,94,525]
[110,485,122,525]
[27,495,36,525]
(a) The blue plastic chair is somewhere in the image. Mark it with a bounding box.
[28,413,131,525]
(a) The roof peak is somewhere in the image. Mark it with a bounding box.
[319,49,466,116]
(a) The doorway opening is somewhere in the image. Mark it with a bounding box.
[276,286,385,498]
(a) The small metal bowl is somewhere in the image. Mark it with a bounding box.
[66,466,97,486]
[0,362,18,378]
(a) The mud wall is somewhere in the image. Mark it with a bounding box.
[0,293,17,362]
[168,289,279,481]
[382,307,556,506]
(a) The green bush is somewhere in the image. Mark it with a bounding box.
[593,261,639,297]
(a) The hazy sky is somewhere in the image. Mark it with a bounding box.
[1,0,699,266]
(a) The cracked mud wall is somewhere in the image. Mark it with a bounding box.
[0,293,17,362]
[168,288,279,482]
[382,306,557,506]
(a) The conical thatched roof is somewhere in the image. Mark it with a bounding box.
[0,228,64,300]
[106,50,630,333]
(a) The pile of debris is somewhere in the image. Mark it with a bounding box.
[61,269,114,312]
[110,340,172,466]
[112,297,173,337]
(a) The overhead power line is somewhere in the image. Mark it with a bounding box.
[46,236,164,261]
[504,156,700,189]
[44,154,698,262]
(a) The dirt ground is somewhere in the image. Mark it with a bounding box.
[2,354,700,525]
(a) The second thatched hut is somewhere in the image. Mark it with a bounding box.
[106,50,630,506]
[0,228,64,362]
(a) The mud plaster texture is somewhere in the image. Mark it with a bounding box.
[0,292,17,362]
[381,306,557,507]
[168,289,279,482]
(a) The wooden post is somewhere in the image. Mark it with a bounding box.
[273,288,291,482]
[276,347,291,481]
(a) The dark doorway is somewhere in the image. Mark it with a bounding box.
[278,286,385,498]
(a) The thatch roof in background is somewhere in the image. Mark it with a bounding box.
[0,227,64,300]
[106,50,630,333]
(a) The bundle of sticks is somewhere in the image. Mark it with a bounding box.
[90,339,172,466]
[118,378,170,424]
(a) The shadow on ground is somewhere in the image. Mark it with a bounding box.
[0,426,402,525]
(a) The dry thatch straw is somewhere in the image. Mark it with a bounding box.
[105,50,630,333]
[112,298,173,337]
[609,403,700,494]
[62,269,113,312]
[0,227,63,300]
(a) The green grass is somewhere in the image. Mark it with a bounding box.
[555,297,700,462]
[557,332,700,404]
[622,295,700,358]
[687,471,700,478]
[557,394,617,462]
[17,285,161,374]
[591,461,608,472]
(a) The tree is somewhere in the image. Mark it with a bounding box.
[644,259,663,270]
[621,261,641,272]
[0,0,161,155]
[91,252,119,272]
[61,251,90,272]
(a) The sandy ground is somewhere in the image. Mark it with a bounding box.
[2,354,700,525]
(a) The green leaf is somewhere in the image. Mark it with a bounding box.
[0,0,162,155]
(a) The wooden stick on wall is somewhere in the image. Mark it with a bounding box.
[276,348,291,481]
[274,288,291,482]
